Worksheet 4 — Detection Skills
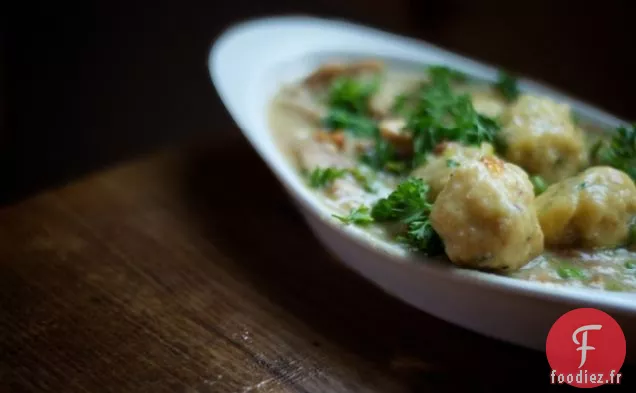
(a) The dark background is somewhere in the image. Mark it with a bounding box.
[3,0,634,204]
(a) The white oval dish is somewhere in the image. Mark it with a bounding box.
[209,15,636,355]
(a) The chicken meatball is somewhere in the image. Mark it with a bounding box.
[430,156,544,271]
[411,142,494,201]
[499,94,588,183]
[534,166,636,248]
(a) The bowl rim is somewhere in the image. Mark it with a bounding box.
[208,15,636,315]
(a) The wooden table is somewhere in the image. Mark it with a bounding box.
[2,133,628,392]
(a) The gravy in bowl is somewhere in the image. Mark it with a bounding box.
[269,60,636,292]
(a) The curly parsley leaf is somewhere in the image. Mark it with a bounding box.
[398,220,444,254]
[359,130,397,171]
[384,160,409,174]
[372,178,431,221]
[450,95,500,145]
[590,124,636,181]
[405,67,500,165]
[333,206,374,226]
[309,166,377,193]
[326,65,500,176]
[308,167,347,188]
[371,178,443,254]
[495,71,520,102]
[321,74,381,138]
[328,75,380,115]
[427,65,468,84]
[391,93,409,116]
[322,75,390,167]
[332,178,444,253]
[446,159,460,168]
[322,109,377,137]
[347,167,376,193]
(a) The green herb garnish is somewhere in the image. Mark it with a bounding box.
[334,178,443,252]
[391,93,408,116]
[530,175,547,195]
[371,177,430,220]
[406,67,500,166]
[371,178,443,253]
[327,65,501,175]
[309,167,347,188]
[333,206,374,226]
[446,159,460,168]
[322,109,377,137]
[328,75,380,115]
[624,260,636,269]
[359,130,397,171]
[321,74,380,137]
[348,167,375,193]
[557,266,587,280]
[590,124,636,181]
[384,160,408,174]
[495,71,520,102]
[427,66,468,83]
[309,166,376,193]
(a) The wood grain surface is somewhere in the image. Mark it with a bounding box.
[1,132,633,392]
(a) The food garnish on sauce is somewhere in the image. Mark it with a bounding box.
[269,60,636,292]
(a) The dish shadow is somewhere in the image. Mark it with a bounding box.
[176,133,631,389]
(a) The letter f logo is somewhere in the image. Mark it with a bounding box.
[573,324,602,368]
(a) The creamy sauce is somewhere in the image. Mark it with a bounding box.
[268,66,636,293]
[511,249,636,291]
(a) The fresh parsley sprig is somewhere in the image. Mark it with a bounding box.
[333,206,374,226]
[308,166,376,192]
[322,109,377,137]
[321,75,381,137]
[495,71,520,102]
[371,177,431,221]
[334,178,443,254]
[590,124,636,181]
[327,75,380,115]
[359,130,397,171]
[309,167,347,188]
[404,66,500,166]
[371,178,442,253]
[427,65,468,84]
[347,167,376,193]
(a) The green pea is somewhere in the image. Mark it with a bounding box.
[557,266,586,280]
[530,176,547,195]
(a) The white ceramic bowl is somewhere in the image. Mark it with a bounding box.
[209,15,636,355]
